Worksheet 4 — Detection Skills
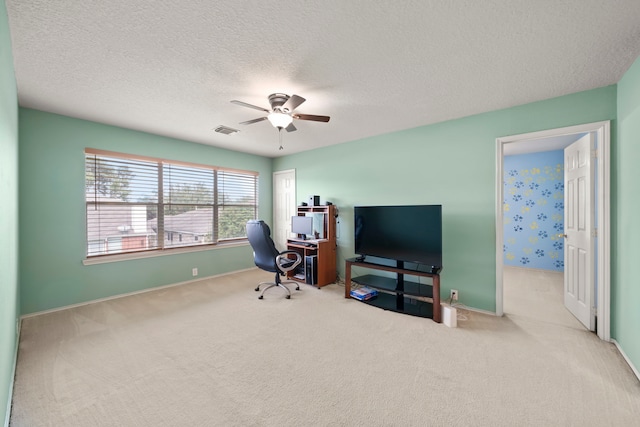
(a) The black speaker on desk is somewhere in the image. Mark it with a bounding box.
[305,255,317,285]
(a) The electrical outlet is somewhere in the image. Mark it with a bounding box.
[450,289,458,301]
[192,268,198,277]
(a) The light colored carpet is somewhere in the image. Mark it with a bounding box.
[10,268,640,426]
[503,266,584,330]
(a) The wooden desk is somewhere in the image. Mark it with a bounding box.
[288,204,337,287]
[286,239,336,287]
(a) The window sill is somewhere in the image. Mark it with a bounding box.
[82,240,250,265]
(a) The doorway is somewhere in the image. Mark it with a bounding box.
[496,121,610,341]
[272,169,296,250]
[503,266,586,330]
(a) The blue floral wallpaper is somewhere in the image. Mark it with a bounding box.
[504,150,564,271]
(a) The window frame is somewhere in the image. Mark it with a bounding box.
[84,148,258,263]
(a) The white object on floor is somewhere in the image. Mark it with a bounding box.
[442,304,457,328]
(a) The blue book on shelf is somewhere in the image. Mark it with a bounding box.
[350,287,378,301]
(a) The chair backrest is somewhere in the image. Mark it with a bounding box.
[246,220,280,273]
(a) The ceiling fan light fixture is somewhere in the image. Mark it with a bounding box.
[267,111,293,128]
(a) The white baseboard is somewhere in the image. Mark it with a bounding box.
[612,339,640,383]
[21,267,257,319]
[451,302,498,317]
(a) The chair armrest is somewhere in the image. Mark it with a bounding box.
[279,250,302,258]
[275,251,302,273]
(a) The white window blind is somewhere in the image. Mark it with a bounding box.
[85,149,258,258]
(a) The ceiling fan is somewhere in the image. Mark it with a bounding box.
[231,93,330,133]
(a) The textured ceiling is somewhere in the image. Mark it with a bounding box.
[6,0,640,158]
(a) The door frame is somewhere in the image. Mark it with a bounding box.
[495,121,610,341]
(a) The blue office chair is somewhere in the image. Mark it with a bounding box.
[246,220,303,299]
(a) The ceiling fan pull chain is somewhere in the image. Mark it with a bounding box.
[278,128,284,150]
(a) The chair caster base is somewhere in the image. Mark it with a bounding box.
[255,287,260,292]
[258,295,264,299]
[286,295,291,299]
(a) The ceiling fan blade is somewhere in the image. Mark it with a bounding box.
[285,122,297,132]
[282,94,306,112]
[293,114,330,123]
[231,100,270,113]
[239,117,268,125]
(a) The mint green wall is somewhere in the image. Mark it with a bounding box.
[274,86,617,313]
[0,0,19,423]
[614,56,640,373]
[19,108,273,314]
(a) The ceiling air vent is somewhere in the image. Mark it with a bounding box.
[214,125,240,135]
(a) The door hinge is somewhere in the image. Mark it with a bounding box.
[591,149,598,159]
[592,229,598,238]
[591,307,597,316]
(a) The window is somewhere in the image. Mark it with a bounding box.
[85,149,258,258]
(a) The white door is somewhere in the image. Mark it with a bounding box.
[273,169,296,250]
[564,134,595,330]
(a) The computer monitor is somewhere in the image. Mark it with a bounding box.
[291,215,313,239]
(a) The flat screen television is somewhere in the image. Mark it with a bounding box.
[291,215,314,239]
[354,205,442,271]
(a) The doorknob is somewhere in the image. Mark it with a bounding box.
[558,233,567,238]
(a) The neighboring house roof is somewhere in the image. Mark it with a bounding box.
[147,208,213,235]
[88,193,214,239]
[87,196,155,241]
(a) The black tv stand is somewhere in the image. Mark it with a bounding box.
[345,258,441,323]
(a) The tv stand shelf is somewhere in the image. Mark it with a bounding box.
[351,274,434,298]
[345,259,441,323]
